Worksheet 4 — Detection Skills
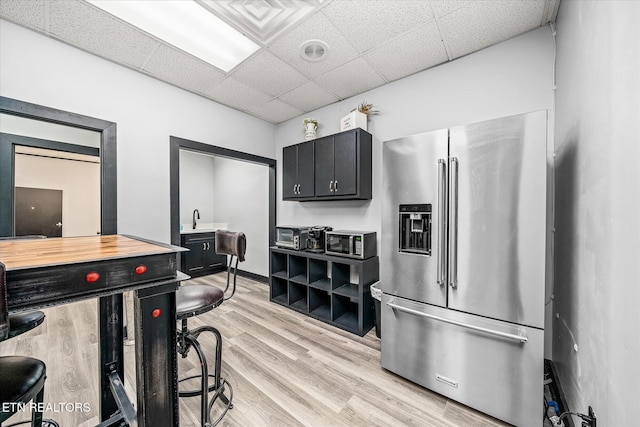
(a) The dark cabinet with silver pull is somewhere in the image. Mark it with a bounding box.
[282,128,372,201]
[180,232,227,277]
[283,142,314,199]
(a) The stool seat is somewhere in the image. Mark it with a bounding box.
[176,285,224,320]
[0,356,46,420]
[8,311,46,339]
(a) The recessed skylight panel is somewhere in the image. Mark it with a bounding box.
[87,0,260,72]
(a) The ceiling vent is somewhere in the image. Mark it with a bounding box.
[299,39,329,62]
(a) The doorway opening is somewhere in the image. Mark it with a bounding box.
[169,136,276,281]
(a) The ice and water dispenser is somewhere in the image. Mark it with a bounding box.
[398,204,432,255]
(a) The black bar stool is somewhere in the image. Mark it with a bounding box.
[0,262,48,427]
[176,230,246,426]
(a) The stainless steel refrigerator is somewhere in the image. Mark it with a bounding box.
[380,110,547,426]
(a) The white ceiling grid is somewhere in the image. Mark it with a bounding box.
[0,0,560,124]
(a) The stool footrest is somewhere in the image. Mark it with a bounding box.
[178,374,218,397]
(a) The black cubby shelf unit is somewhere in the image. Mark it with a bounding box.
[269,247,379,336]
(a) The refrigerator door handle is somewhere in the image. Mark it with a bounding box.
[387,301,528,343]
[437,159,447,286]
[448,157,458,288]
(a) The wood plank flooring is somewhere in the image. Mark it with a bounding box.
[0,272,508,426]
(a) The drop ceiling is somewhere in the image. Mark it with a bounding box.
[0,0,560,124]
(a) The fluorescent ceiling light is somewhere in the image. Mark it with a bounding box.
[88,0,260,72]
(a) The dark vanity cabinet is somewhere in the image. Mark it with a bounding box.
[282,128,372,201]
[180,232,226,277]
[282,142,314,200]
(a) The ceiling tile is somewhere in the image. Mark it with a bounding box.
[204,77,273,112]
[1,0,558,123]
[243,98,303,124]
[199,0,318,45]
[0,0,46,31]
[48,0,159,69]
[268,11,359,79]
[278,81,339,112]
[314,57,386,100]
[230,50,308,97]
[365,20,448,82]
[322,0,435,53]
[429,0,470,18]
[439,0,545,59]
[143,44,225,94]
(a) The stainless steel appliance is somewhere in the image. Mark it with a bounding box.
[306,226,332,253]
[325,230,376,259]
[275,226,310,250]
[380,111,547,426]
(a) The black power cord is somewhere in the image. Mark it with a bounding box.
[559,410,597,427]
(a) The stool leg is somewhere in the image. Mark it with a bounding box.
[184,334,211,426]
[32,384,45,427]
[211,327,223,393]
[178,325,233,425]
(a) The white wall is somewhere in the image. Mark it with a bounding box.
[15,153,100,237]
[212,157,269,277]
[553,1,640,425]
[0,19,275,244]
[179,150,215,228]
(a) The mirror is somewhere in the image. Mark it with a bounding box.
[2,117,101,237]
[0,96,117,236]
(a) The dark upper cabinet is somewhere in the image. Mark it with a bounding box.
[282,128,372,201]
[283,142,314,200]
[315,132,357,197]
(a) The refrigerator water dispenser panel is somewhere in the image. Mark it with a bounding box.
[399,204,432,255]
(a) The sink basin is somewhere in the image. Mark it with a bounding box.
[180,222,228,234]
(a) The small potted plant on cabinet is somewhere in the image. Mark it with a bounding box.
[340,101,378,131]
[303,118,318,140]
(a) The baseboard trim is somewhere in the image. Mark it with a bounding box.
[236,269,268,284]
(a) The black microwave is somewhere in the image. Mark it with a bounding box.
[275,226,310,250]
[325,231,376,259]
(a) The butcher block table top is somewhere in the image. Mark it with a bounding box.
[0,234,176,270]
[0,234,187,425]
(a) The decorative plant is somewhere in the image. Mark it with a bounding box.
[356,102,378,116]
[303,118,318,129]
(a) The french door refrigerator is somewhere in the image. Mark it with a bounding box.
[380,110,547,426]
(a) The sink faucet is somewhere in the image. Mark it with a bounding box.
[192,209,200,229]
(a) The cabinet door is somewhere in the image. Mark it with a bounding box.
[282,145,298,199]
[297,142,315,198]
[333,132,357,196]
[184,241,206,273]
[314,136,335,197]
[205,239,226,269]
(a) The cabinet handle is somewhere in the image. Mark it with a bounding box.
[202,243,206,250]
[207,242,210,250]
[297,184,301,194]
[329,180,334,192]
[293,184,297,194]
[334,180,338,192]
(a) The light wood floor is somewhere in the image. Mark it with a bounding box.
[1,273,508,427]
